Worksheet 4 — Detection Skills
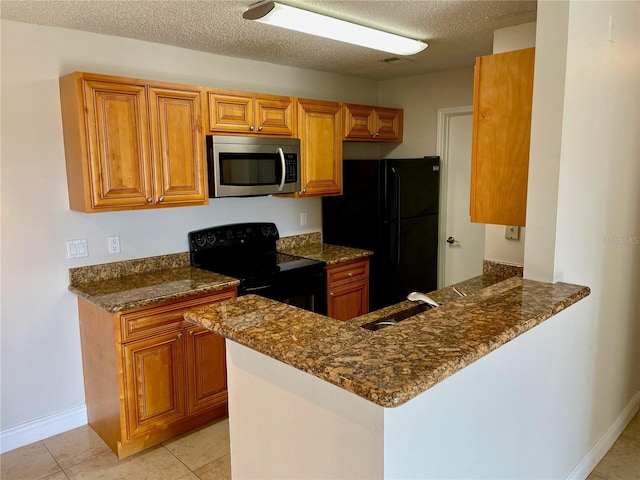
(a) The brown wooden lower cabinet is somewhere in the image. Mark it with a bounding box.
[77,288,236,459]
[326,258,369,321]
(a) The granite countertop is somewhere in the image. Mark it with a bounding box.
[68,233,367,313]
[185,276,590,408]
[69,266,239,313]
[345,274,507,329]
[278,242,373,266]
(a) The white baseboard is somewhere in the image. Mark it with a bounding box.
[0,404,88,454]
[566,390,640,480]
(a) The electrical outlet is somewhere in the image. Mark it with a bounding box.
[505,226,520,240]
[300,212,308,226]
[108,236,121,254]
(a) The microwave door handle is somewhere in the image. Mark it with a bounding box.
[277,148,286,192]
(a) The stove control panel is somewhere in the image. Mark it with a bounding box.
[189,222,280,251]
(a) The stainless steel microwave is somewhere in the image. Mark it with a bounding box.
[207,135,301,198]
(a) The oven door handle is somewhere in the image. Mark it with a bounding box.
[244,284,275,293]
[277,148,286,192]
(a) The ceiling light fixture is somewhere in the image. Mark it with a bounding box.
[243,1,428,56]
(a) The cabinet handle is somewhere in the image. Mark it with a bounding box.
[249,125,254,131]
[258,125,263,131]
[329,292,334,296]
[375,131,380,137]
[189,330,195,336]
[370,131,375,137]
[147,197,153,203]
[302,188,307,193]
[177,333,183,339]
[347,272,353,277]
[158,196,164,203]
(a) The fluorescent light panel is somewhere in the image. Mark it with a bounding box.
[243,1,428,56]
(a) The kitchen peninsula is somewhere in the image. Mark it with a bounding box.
[185,275,589,479]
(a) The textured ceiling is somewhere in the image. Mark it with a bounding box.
[0,0,537,80]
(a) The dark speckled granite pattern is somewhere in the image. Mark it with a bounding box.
[278,242,373,265]
[69,267,239,313]
[67,233,364,314]
[346,274,506,328]
[483,260,524,279]
[185,276,590,408]
[69,253,190,284]
[276,232,321,250]
[187,295,372,373]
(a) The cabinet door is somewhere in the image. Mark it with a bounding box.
[297,99,342,196]
[83,79,153,208]
[327,280,369,321]
[470,47,535,226]
[185,327,227,415]
[123,331,186,438]
[207,92,254,133]
[374,107,403,141]
[254,97,296,136]
[326,258,370,321]
[149,86,207,206]
[342,104,375,140]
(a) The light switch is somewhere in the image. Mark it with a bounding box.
[66,238,89,259]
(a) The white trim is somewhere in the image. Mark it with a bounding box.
[0,404,88,454]
[565,390,640,480]
[436,105,473,289]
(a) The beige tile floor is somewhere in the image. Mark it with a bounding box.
[588,411,640,480]
[0,417,231,480]
[1,412,638,479]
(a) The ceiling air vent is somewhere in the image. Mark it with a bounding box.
[381,57,414,65]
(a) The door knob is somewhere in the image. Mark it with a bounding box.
[446,236,459,245]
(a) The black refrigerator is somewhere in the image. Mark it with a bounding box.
[322,157,440,310]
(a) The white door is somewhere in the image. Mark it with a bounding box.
[437,108,485,287]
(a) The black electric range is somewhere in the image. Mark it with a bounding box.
[189,223,326,314]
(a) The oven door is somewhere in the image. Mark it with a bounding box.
[207,136,301,197]
[242,270,326,315]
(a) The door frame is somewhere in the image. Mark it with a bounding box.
[436,105,473,288]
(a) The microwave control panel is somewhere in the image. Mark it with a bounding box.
[284,154,298,183]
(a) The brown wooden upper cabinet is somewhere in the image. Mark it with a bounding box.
[207,89,296,137]
[295,98,343,197]
[470,47,535,227]
[59,72,207,213]
[342,103,403,142]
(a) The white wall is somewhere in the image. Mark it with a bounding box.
[524,0,640,476]
[378,67,475,157]
[523,2,570,281]
[226,341,384,479]
[0,19,380,445]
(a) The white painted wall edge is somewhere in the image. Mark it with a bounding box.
[565,390,640,480]
[0,404,87,454]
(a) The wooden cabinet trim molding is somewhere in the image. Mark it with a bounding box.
[295,98,343,197]
[59,72,208,213]
[342,103,403,142]
[206,88,296,137]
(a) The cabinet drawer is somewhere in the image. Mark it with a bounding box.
[326,259,369,288]
[120,289,236,343]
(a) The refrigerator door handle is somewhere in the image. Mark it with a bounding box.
[391,167,401,269]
